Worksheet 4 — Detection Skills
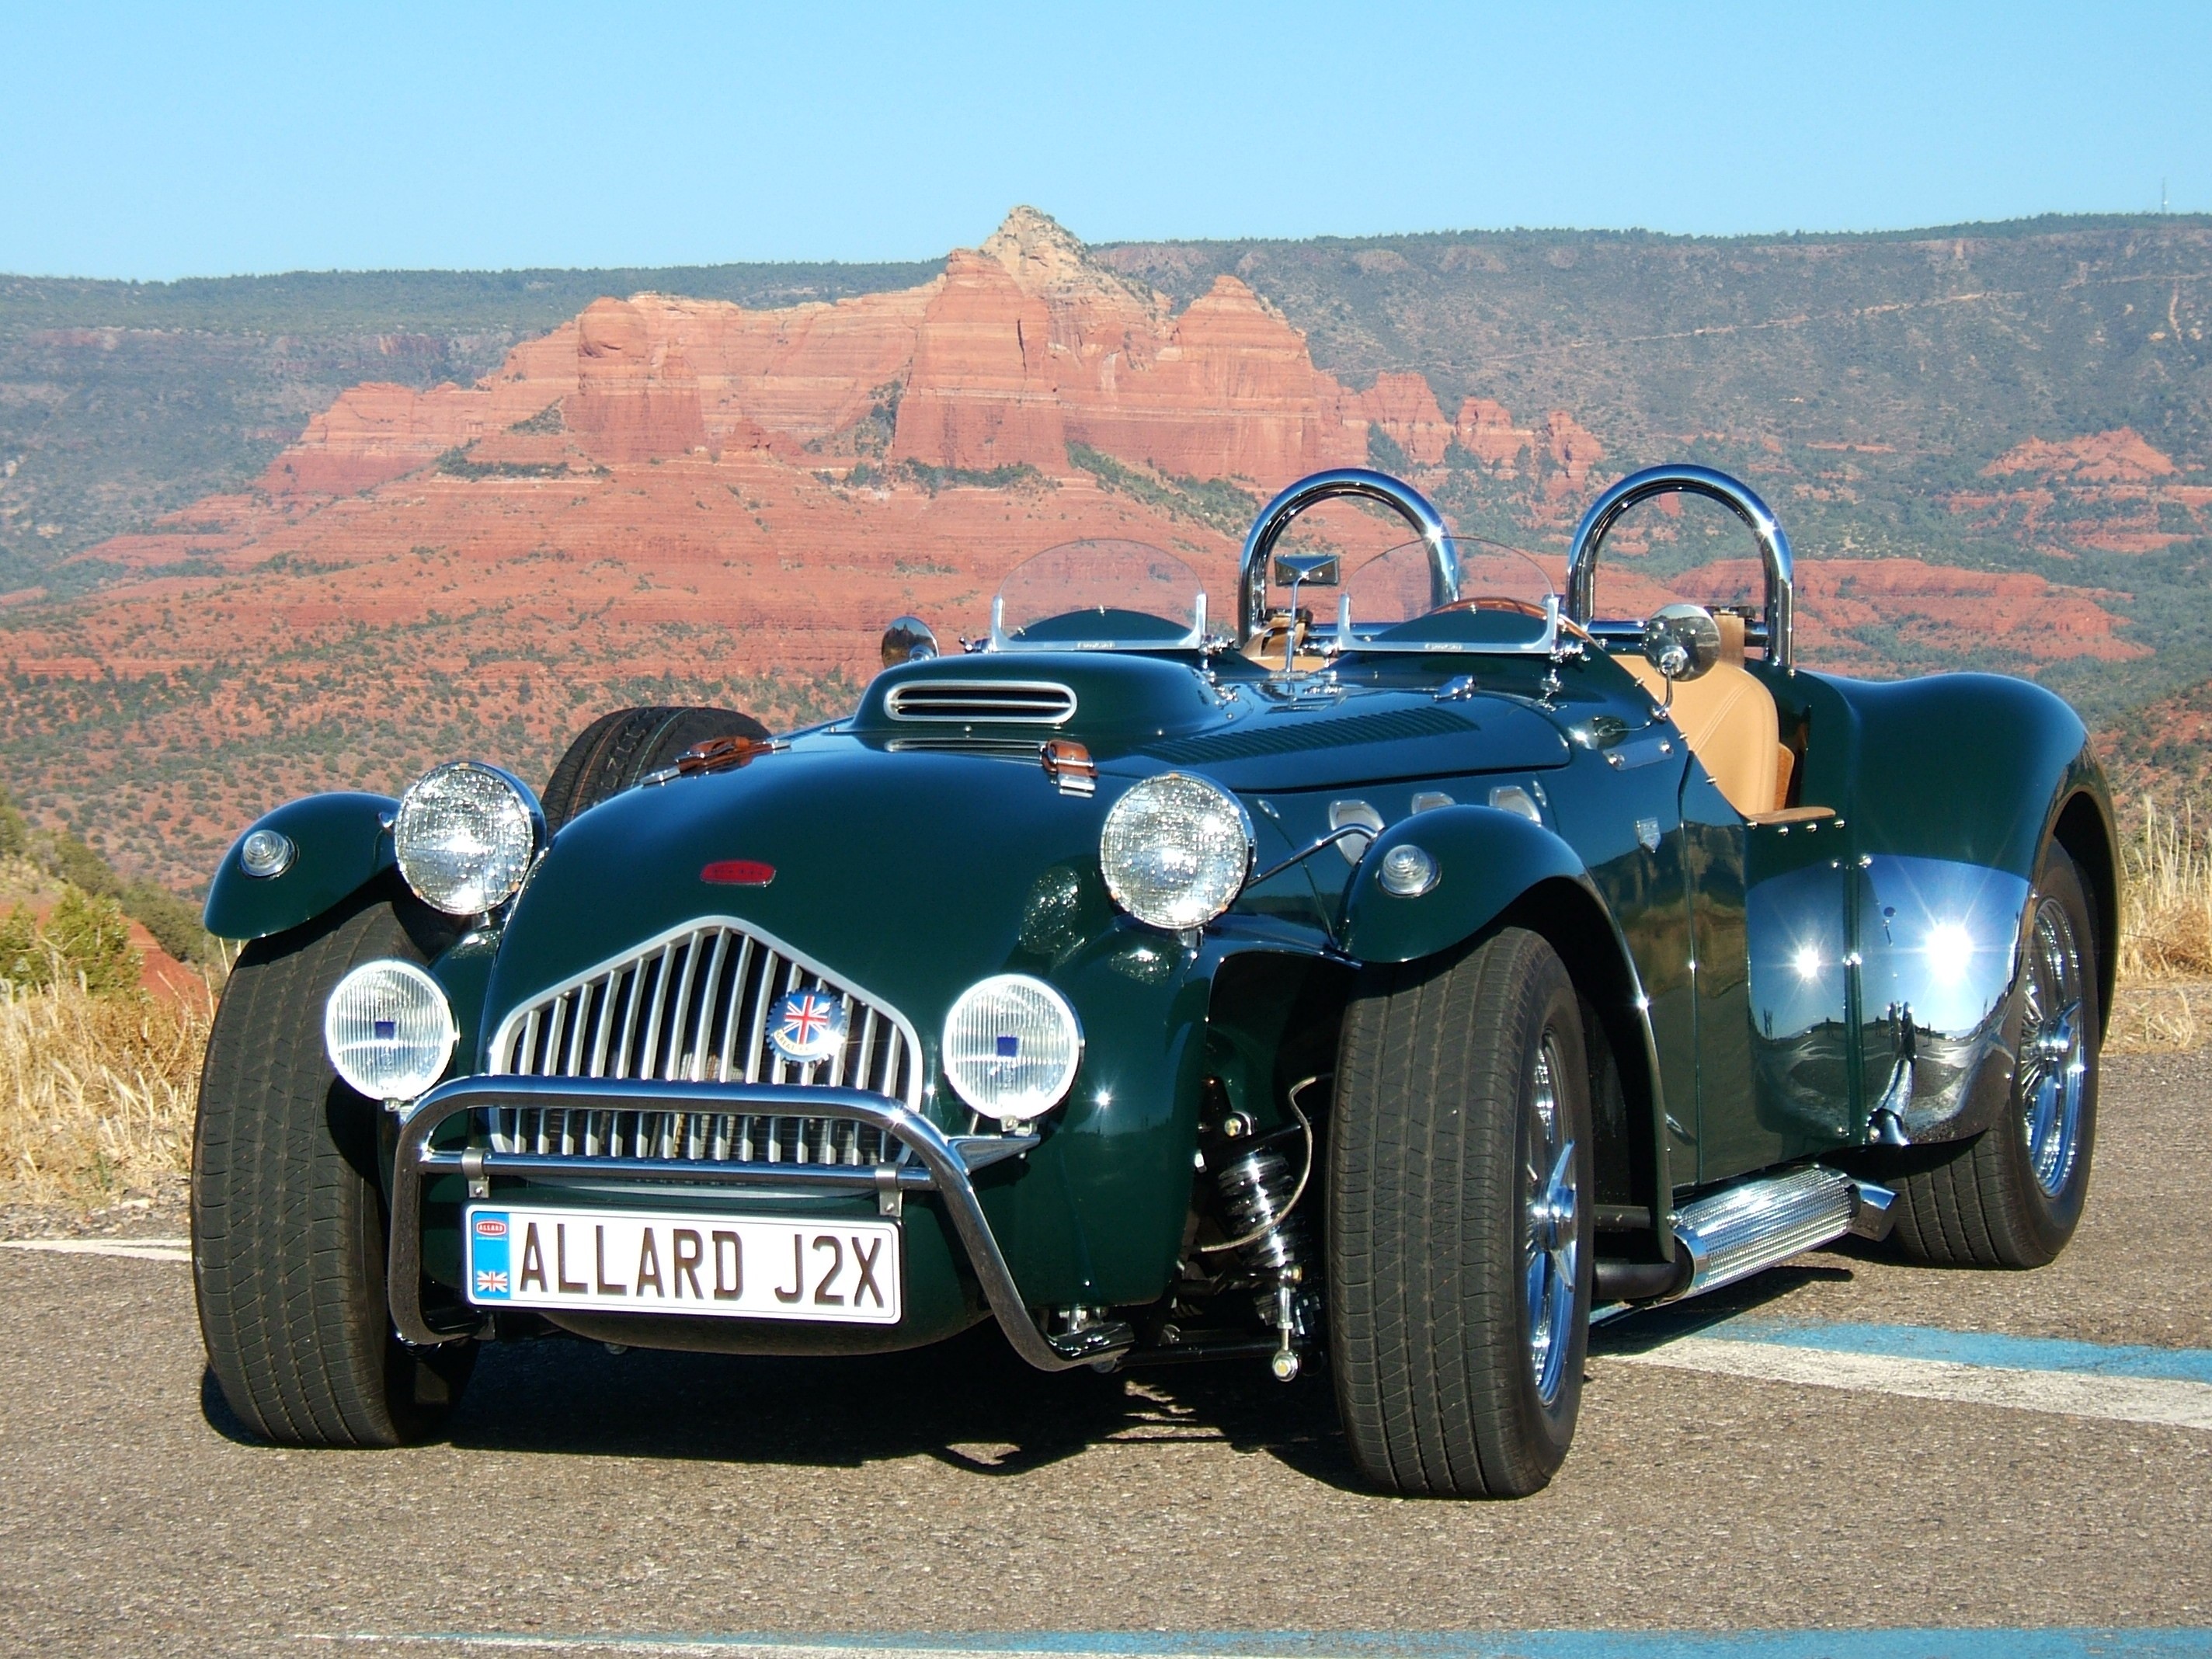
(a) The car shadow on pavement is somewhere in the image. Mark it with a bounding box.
[296,1320,1368,1487]
[197,1261,1869,1485]
[1588,1260,1855,1356]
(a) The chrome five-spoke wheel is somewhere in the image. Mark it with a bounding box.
[2018,893,2087,1200]
[1524,1033,1581,1408]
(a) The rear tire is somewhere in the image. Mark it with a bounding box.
[1328,927,1594,1498]
[1890,845,2100,1268]
[541,705,769,832]
[191,888,475,1446]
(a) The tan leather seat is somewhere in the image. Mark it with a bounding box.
[1622,614,1781,819]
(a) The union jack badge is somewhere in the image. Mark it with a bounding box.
[474,1268,510,1296]
[768,988,848,1064]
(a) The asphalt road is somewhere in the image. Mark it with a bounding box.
[2,1052,2210,1657]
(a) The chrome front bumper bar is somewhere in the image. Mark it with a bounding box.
[385,1074,1130,1371]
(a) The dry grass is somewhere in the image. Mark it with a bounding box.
[2106,795,2212,1052]
[0,975,213,1203]
[2117,796,2212,980]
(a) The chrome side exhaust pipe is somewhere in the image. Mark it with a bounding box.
[1595,1166,1894,1309]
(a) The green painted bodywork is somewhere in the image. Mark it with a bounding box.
[214,622,2113,1358]
[203,791,397,941]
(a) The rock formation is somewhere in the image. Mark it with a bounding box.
[1948,427,2210,553]
[1455,398,1536,468]
[242,207,1413,499]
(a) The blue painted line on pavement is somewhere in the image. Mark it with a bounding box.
[1627,1316,2212,1385]
[380,1631,2212,1657]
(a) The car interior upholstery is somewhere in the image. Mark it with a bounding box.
[1621,612,1803,820]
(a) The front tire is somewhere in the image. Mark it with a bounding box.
[1890,845,2100,1268]
[1328,927,1595,1498]
[191,888,476,1445]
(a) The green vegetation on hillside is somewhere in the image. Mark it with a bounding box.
[1067,444,1260,537]
[0,783,207,960]
[433,446,583,481]
[0,885,141,995]
[843,458,1050,494]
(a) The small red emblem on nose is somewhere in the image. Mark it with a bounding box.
[701,860,775,886]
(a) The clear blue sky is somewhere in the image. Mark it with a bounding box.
[3,1,2206,280]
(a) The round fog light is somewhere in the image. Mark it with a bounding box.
[324,959,457,1101]
[1377,843,1439,897]
[943,974,1082,1123]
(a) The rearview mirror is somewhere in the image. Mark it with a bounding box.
[880,616,939,668]
[1271,551,1341,588]
[1642,603,1722,683]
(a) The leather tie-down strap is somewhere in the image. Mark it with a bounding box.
[1040,739,1097,797]
[676,735,774,776]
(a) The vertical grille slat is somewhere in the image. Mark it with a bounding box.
[489,920,921,1167]
[635,941,676,1082]
[716,935,755,1083]
[691,930,732,1083]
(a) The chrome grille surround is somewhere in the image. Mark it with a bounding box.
[484,917,924,1167]
[884,680,1076,724]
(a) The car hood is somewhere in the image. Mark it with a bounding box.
[861,651,1573,790]
[482,652,1577,1053]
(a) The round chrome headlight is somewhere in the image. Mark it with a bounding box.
[394,761,542,916]
[1099,772,1254,932]
[323,959,457,1102]
[942,974,1083,1124]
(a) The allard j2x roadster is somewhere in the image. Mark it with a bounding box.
[191,463,2113,1497]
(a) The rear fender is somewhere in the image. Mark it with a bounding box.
[1791,671,2117,1143]
[203,792,398,941]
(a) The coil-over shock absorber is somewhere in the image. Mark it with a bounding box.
[1199,1077,1322,1380]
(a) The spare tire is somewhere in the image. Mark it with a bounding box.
[541,705,770,832]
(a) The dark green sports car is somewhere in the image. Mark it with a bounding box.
[191,464,2114,1497]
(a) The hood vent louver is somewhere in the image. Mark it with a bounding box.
[885,680,1076,725]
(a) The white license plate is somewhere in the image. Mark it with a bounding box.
[463,1203,900,1324]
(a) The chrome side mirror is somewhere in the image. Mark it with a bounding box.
[1643,603,1722,684]
[1271,551,1341,588]
[880,616,939,669]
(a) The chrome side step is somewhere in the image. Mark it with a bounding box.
[1594,1165,1894,1316]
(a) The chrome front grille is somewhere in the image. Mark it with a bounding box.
[884,680,1076,724]
[488,1104,897,1167]
[486,919,923,1167]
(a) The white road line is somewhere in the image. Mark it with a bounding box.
[1,1237,190,1262]
[1614,1334,2212,1431]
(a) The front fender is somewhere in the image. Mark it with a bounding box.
[1339,805,1588,965]
[203,792,398,941]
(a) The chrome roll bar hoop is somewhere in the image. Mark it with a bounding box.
[1238,468,1456,645]
[1565,464,1796,671]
